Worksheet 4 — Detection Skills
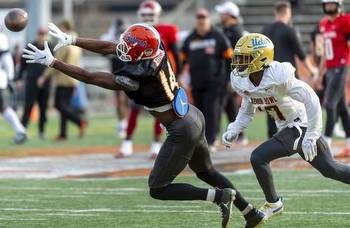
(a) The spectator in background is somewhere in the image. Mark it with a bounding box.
[318,0,350,156]
[17,28,52,139]
[262,1,318,138]
[215,1,248,145]
[0,33,27,144]
[38,20,87,141]
[181,9,233,152]
[100,18,130,139]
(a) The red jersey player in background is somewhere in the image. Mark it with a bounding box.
[117,0,181,158]
[318,0,350,156]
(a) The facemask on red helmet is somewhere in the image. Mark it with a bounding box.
[116,23,161,62]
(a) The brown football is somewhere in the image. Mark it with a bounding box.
[4,8,28,32]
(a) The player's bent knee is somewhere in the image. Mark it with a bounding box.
[149,187,166,200]
[250,151,263,166]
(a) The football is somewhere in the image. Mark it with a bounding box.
[4,8,28,32]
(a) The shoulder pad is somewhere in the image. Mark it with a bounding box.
[266,61,296,85]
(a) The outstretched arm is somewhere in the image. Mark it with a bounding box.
[75,38,116,55]
[48,23,117,55]
[22,41,139,91]
[51,59,121,90]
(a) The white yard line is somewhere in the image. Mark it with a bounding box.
[2,208,350,216]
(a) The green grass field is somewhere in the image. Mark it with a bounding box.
[0,170,349,228]
[0,111,269,153]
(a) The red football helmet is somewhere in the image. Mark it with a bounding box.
[116,23,161,62]
[137,0,162,24]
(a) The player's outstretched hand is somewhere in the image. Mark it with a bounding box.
[48,23,76,51]
[301,138,317,162]
[22,41,54,66]
[222,123,240,148]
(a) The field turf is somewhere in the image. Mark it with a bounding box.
[0,170,349,227]
[0,112,268,153]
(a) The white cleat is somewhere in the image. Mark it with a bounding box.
[116,140,133,158]
[260,197,284,220]
[149,141,161,159]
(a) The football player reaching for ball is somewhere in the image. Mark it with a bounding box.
[222,33,350,221]
[22,23,266,228]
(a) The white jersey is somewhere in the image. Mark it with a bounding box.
[230,61,322,141]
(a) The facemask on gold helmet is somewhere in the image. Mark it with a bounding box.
[231,33,274,77]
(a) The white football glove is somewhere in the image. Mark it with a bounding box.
[48,22,76,51]
[301,137,317,162]
[222,123,240,148]
[22,41,54,67]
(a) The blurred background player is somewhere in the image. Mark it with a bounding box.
[17,28,52,140]
[262,1,318,138]
[100,18,130,139]
[318,0,350,156]
[38,20,87,141]
[181,8,232,152]
[118,0,181,158]
[215,1,248,145]
[0,33,27,144]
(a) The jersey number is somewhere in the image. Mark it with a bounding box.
[159,61,178,100]
[324,38,334,60]
[265,105,286,121]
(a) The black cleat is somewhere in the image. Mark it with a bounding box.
[244,208,267,228]
[14,132,27,144]
[217,188,236,228]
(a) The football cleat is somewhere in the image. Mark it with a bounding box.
[116,140,133,158]
[216,188,236,228]
[14,132,27,144]
[244,208,267,228]
[260,197,283,219]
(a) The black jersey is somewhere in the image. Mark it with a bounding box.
[113,49,178,108]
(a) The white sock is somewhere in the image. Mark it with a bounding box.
[206,189,216,202]
[324,136,332,147]
[3,107,26,134]
[346,138,350,148]
[120,119,127,128]
[242,203,253,215]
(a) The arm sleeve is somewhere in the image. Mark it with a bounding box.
[228,96,255,132]
[289,28,306,61]
[286,78,322,140]
[3,53,14,81]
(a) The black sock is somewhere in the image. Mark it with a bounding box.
[244,208,257,220]
[196,168,249,211]
[149,183,208,201]
[213,189,223,204]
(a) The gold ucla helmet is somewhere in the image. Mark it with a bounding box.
[231,33,274,77]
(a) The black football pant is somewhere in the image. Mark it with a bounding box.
[266,114,278,138]
[192,87,221,146]
[149,105,249,211]
[250,127,350,203]
[324,67,350,138]
[21,82,50,134]
[54,86,81,137]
